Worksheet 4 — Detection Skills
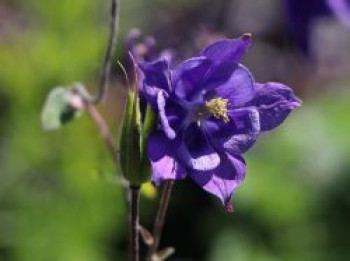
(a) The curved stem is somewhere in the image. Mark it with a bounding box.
[146,180,175,261]
[93,0,120,104]
[130,185,141,261]
[85,103,119,162]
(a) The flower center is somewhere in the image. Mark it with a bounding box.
[199,97,230,123]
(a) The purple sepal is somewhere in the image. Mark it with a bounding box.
[248,82,302,132]
[200,34,252,63]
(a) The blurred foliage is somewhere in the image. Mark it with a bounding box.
[0,1,125,261]
[206,87,350,261]
[1,0,350,261]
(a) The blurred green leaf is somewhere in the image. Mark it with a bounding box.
[0,1,125,261]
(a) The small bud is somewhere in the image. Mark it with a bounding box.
[152,247,175,261]
[67,93,84,111]
[139,225,154,246]
[41,87,83,131]
[225,202,234,213]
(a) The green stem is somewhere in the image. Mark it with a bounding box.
[130,185,140,261]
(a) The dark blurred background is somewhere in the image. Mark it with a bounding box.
[1,0,350,260]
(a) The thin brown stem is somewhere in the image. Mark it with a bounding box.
[85,102,119,163]
[93,0,120,104]
[146,180,175,261]
[81,99,129,198]
[130,185,141,261]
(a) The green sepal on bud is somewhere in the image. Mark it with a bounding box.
[119,90,156,186]
[140,103,157,181]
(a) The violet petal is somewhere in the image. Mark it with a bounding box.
[173,56,212,101]
[208,64,255,109]
[148,131,186,185]
[177,123,220,171]
[205,107,260,155]
[189,153,246,205]
[327,0,350,28]
[156,90,188,140]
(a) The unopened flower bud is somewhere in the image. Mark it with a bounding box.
[119,90,156,185]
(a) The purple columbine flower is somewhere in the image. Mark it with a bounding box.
[138,34,301,210]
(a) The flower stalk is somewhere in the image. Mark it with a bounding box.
[147,180,175,261]
[129,185,141,261]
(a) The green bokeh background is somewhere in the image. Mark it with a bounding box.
[1,0,350,260]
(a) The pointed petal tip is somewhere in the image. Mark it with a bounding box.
[225,202,234,213]
[241,33,252,44]
[242,33,252,39]
[295,95,303,106]
[284,91,302,110]
[291,100,302,108]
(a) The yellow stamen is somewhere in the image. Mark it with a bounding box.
[204,97,230,123]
